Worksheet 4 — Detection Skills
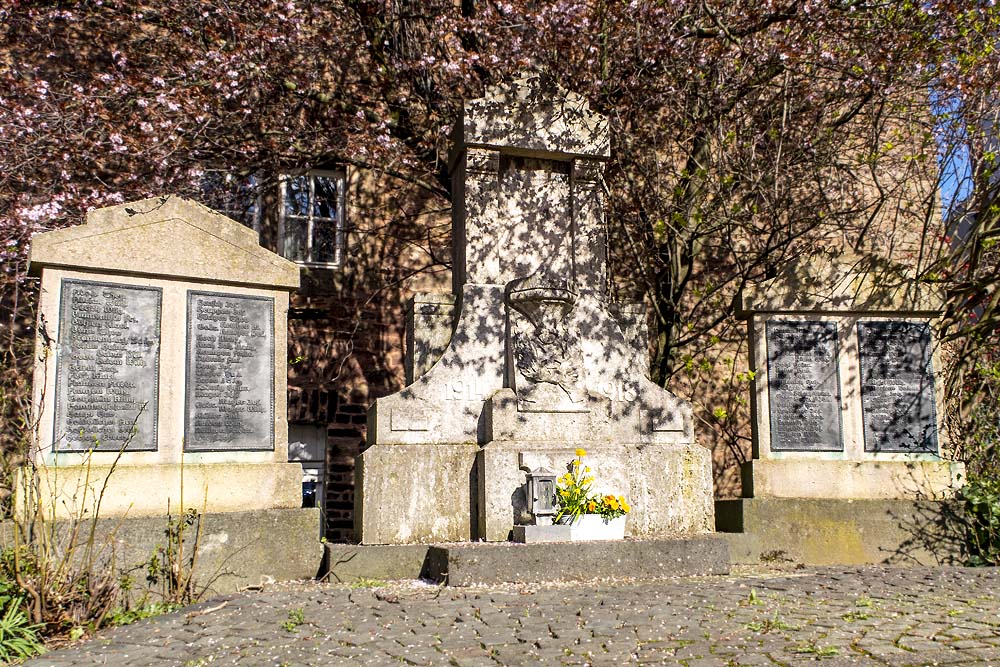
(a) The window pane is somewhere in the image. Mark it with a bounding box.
[312,175,340,219]
[285,175,310,217]
[283,217,308,262]
[312,220,338,263]
[279,170,346,266]
[302,480,317,508]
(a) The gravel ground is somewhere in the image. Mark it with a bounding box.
[23,565,1000,666]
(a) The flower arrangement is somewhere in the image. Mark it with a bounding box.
[554,448,631,524]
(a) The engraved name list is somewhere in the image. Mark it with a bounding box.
[184,292,274,451]
[765,320,843,452]
[55,280,161,451]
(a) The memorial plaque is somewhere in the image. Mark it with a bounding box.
[858,321,938,453]
[54,279,160,451]
[766,320,843,451]
[185,291,274,451]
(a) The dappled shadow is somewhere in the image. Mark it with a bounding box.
[371,74,693,450]
[357,75,708,544]
[879,499,967,566]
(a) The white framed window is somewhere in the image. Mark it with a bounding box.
[197,170,261,230]
[280,170,347,268]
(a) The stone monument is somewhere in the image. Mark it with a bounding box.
[717,251,965,565]
[355,75,715,544]
[736,251,963,499]
[28,196,305,518]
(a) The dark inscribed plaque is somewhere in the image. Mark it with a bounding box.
[54,279,160,451]
[185,292,274,451]
[766,321,843,451]
[858,321,938,453]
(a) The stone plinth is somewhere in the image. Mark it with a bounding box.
[2,508,323,598]
[736,251,964,500]
[28,196,303,518]
[477,390,711,542]
[356,75,713,545]
[741,459,964,500]
[355,443,478,544]
[717,498,965,566]
[424,536,730,586]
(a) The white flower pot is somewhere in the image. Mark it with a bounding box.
[559,514,626,541]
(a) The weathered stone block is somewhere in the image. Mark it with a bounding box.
[354,443,478,544]
[424,536,730,586]
[478,441,714,542]
[458,73,611,160]
[717,498,965,566]
[1,508,322,597]
[19,462,304,518]
[741,459,964,500]
[322,543,431,582]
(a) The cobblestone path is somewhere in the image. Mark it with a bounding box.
[25,566,1000,666]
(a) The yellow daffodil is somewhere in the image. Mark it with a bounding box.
[553,450,634,523]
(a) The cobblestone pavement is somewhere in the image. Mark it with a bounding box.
[24,566,1000,666]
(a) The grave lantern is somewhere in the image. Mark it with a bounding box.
[525,466,558,525]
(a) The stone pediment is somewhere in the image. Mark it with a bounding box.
[29,195,299,289]
[459,74,610,159]
[738,251,945,316]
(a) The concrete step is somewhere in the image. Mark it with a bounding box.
[425,535,730,586]
[322,535,731,586]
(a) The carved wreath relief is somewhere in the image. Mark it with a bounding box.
[506,275,586,411]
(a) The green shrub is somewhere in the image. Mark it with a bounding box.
[946,333,1000,565]
[106,601,181,628]
[0,595,45,663]
[959,475,1000,566]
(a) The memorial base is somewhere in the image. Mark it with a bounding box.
[355,443,479,544]
[478,442,715,542]
[17,462,304,519]
[1,508,322,596]
[741,459,965,500]
[717,497,965,566]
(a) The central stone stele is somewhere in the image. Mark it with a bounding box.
[355,75,714,544]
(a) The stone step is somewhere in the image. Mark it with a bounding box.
[322,535,730,586]
[424,535,730,586]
